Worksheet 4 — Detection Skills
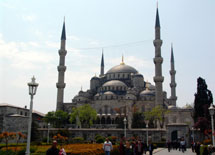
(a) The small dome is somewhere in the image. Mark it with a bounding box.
[106,64,138,74]
[103,80,127,87]
[104,91,115,95]
[182,104,193,109]
[168,105,178,110]
[91,76,99,80]
[95,93,100,96]
[140,89,155,96]
[148,84,155,90]
[132,73,143,78]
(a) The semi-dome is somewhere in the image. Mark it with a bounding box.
[140,89,155,96]
[168,105,178,110]
[103,80,127,87]
[104,91,115,95]
[106,64,138,74]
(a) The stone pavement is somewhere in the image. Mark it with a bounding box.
[149,148,195,155]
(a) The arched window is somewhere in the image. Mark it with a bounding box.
[107,117,111,124]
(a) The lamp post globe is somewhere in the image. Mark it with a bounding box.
[25,76,38,155]
[209,104,215,146]
[123,117,127,138]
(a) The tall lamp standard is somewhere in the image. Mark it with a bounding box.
[192,127,195,142]
[47,123,50,144]
[146,120,149,146]
[123,117,127,138]
[209,104,215,146]
[25,76,38,155]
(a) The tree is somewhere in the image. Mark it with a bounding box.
[44,110,69,128]
[144,105,169,128]
[132,112,146,128]
[194,77,213,123]
[69,104,97,128]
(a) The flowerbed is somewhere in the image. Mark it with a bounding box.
[1,144,119,155]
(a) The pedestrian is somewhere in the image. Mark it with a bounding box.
[59,146,66,155]
[167,140,171,152]
[46,140,60,155]
[135,140,143,155]
[148,141,154,155]
[119,138,125,155]
[180,138,186,153]
[195,142,200,155]
[125,140,131,155]
[142,141,147,155]
[103,138,113,155]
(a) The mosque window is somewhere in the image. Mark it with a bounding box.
[142,106,145,112]
[105,106,108,114]
[25,112,27,116]
[20,111,23,115]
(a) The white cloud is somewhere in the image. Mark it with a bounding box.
[0,34,55,70]
[22,14,37,22]
[67,35,80,41]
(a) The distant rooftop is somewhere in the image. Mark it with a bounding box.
[0,103,45,117]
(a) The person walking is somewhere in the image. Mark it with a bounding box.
[167,140,171,152]
[148,141,154,155]
[46,140,60,155]
[103,138,113,155]
[135,140,143,155]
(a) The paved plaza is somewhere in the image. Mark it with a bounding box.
[152,148,195,155]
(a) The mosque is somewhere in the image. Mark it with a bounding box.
[54,7,194,142]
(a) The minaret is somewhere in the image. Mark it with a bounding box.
[56,20,67,111]
[100,50,104,77]
[169,44,177,106]
[153,7,164,106]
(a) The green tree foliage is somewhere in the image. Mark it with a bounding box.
[132,112,146,128]
[194,77,213,123]
[144,105,169,128]
[69,104,97,128]
[44,110,69,128]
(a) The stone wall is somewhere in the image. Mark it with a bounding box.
[37,128,166,143]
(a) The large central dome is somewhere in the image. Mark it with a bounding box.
[106,63,138,74]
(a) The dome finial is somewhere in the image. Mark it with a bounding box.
[120,54,125,65]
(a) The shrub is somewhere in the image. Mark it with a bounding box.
[0,150,16,155]
[72,137,84,143]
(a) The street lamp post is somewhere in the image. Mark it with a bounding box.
[192,127,195,142]
[146,120,149,146]
[123,117,127,138]
[25,76,38,155]
[209,104,215,146]
[47,123,50,144]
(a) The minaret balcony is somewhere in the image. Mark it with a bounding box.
[170,83,177,87]
[153,40,162,46]
[169,70,176,75]
[153,57,163,64]
[58,49,67,55]
[56,83,66,88]
[58,66,66,71]
[153,76,164,82]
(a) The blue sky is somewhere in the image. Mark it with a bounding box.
[0,0,214,114]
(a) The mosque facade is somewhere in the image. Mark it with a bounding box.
[55,8,194,142]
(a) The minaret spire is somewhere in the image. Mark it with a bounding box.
[170,44,177,106]
[56,20,67,110]
[100,49,104,77]
[153,6,164,106]
[120,54,125,65]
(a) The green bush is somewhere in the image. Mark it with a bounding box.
[72,137,84,143]
[0,150,16,155]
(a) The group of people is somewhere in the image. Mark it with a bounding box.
[118,138,154,155]
[191,141,215,155]
[166,138,186,153]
